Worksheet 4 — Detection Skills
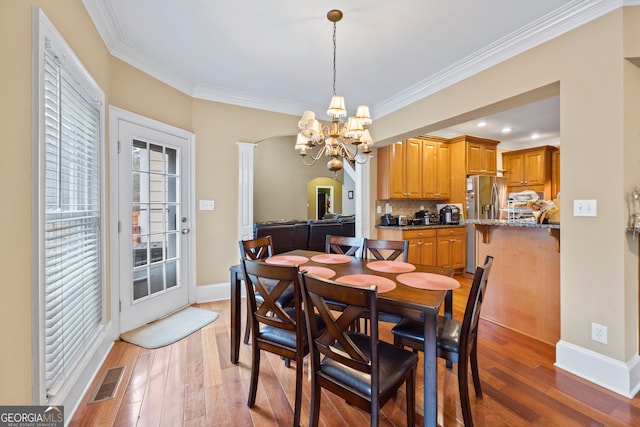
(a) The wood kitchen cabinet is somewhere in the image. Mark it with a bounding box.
[502,145,558,199]
[449,135,499,176]
[436,227,466,271]
[406,229,437,266]
[376,226,465,270]
[377,137,450,200]
[377,228,437,265]
[467,140,497,175]
[421,136,450,199]
[448,135,500,212]
[377,139,422,199]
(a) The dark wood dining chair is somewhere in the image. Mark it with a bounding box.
[325,235,364,257]
[239,236,294,345]
[241,259,317,427]
[360,238,411,331]
[299,271,418,427]
[391,255,494,427]
[363,238,409,262]
[240,235,274,260]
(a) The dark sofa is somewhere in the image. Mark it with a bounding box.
[253,216,355,254]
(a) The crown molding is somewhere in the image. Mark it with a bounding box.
[82,0,121,51]
[191,84,309,116]
[373,0,623,118]
[84,0,629,117]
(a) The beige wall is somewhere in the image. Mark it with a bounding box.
[0,0,112,404]
[253,135,344,222]
[191,99,297,286]
[372,8,639,362]
[3,0,640,406]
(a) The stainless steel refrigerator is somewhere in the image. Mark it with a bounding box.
[465,175,507,273]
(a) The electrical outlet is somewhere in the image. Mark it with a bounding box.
[591,322,607,344]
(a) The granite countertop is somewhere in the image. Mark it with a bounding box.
[464,219,560,229]
[375,223,466,230]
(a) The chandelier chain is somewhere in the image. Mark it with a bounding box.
[332,21,337,96]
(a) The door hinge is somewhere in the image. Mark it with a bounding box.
[118,140,121,154]
[119,300,121,313]
[118,220,121,233]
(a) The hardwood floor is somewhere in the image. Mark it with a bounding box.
[70,274,640,426]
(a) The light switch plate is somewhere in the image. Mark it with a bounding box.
[200,200,215,211]
[573,199,596,217]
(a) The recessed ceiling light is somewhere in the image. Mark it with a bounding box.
[502,127,512,133]
[477,121,487,127]
[531,133,540,140]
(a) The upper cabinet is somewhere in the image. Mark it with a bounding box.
[467,139,498,175]
[421,136,450,199]
[449,135,500,205]
[502,145,558,199]
[377,137,450,200]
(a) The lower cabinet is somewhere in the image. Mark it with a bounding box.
[436,227,466,270]
[404,229,437,266]
[376,226,465,270]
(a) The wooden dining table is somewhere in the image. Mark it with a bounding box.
[229,249,458,427]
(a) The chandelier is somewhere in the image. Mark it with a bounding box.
[295,9,373,172]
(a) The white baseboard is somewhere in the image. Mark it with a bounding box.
[197,281,244,303]
[555,340,640,398]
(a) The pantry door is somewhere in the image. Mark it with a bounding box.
[114,111,195,332]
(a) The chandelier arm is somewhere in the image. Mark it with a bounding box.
[301,155,320,166]
[302,145,329,165]
[337,143,357,160]
[353,154,371,165]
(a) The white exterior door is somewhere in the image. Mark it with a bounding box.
[114,112,195,332]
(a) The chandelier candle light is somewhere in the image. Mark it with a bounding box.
[295,9,373,172]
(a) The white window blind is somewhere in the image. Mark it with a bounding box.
[42,46,103,397]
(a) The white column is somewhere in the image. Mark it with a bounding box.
[237,142,255,241]
[355,156,371,238]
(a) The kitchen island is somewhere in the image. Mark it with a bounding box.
[466,219,560,345]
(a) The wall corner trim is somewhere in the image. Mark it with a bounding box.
[555,340,640,398]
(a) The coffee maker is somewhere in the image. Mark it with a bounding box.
[439,205,460,225]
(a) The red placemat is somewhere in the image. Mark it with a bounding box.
[265,255,309,265]
[396,272,460,290]
[310,254,353,264]
[335,274,396,293]
[366,260,416,273]
[300,266,336,279]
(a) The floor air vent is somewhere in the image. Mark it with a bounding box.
[89,366,125,404]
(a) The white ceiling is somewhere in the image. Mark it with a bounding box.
[82,0,619,148]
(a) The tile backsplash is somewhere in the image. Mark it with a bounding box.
[375,199,439,220]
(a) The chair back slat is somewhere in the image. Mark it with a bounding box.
[363,238,409,262]
[325,235,364,257]
[239,236,274,260]
[300,272,377,375]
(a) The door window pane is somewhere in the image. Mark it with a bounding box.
[130,141,182,302]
